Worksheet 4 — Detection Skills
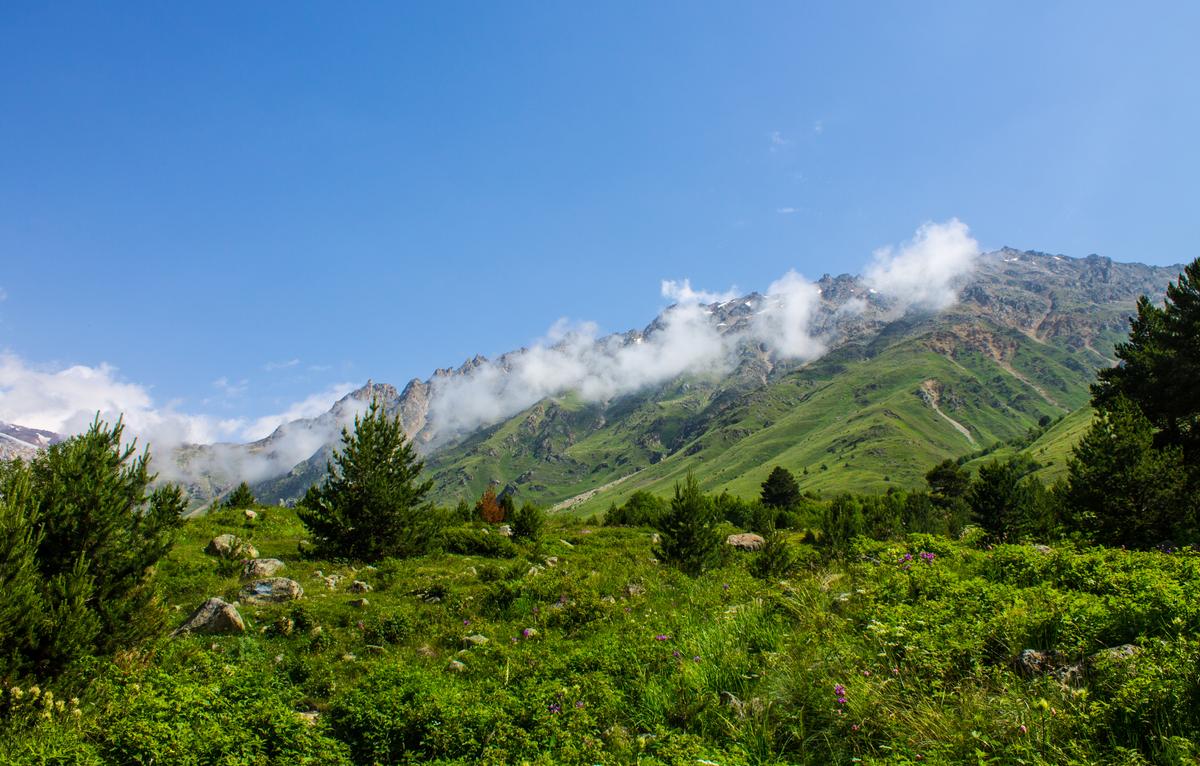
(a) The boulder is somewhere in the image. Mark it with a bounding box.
[447,660,467,673]
[240,577,304,605]
[348,580,372,594]
[625,583,646,598]
[497,525,513,537]
[544,556,559,567]
[243,509,258,521]
[463,634,489,647]
[726,533,766,552]
[205,534,258,559]
[242,558,286,579]
[172,598,245,636]
[349,598,369,608]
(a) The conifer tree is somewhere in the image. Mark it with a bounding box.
[299,399,436,561]
[512,502,545,542]
[223,481,257,509]
[760,466,801,509]
[654,473,723,576]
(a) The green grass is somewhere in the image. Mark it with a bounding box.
[6,505,1200,764]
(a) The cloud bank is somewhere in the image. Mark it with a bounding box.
[0,219,979,490]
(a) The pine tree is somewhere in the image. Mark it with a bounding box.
[298,399,436,561]
[1064,396,1192,547]
[760,466,801,510]
[223,481,257,509]
[0,416,186,677]
[512,502,545,542]
[1094,257,1200,464]
[967,458,1046,544]
[654,473,723,576]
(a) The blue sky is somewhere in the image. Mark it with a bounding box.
[1,2,1197,443]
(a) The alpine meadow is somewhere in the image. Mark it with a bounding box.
[3,4,1200,765]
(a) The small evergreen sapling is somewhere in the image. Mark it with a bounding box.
[653,473,722,576]
[512,502,545,542]
[298,399,436,561]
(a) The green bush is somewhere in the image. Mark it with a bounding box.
[440,527,518,558]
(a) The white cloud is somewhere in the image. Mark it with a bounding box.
[264,358,300,371]
[863,218,980,311]
[0,287,7,302]
[769,130,790,151]
[212,376,248,397]
[753,270,825,360]
[240,382,358,441]
[776,207,798,215]
[660,278,738,305]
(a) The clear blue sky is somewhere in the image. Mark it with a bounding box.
[1,2,1197,436]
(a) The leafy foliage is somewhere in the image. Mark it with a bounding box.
[475,487,503,524]
[298,399,436,561]
[604,490,668,527]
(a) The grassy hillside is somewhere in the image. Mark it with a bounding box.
[9,504,1200,764]
[424,314,1104,517]
[962,405,1095,485]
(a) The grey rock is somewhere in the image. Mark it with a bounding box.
[242,558,286,579]
[240,577,304,605]
[726,533,766,551]
[348,580,372,594]
[349,597,369,608]
[205,534,258,560]
[464,634,489,647]
[447,660,467,673]
[172,597,245,636]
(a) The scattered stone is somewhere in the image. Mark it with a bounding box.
[171,598,245,636]
[240,577,304,605]
[447,660,467,673]
[558,539,575,549]
[1090,644,1139,665]
[466,566,478,576]
[341,653,357,662]
[544,556,559,568]
[497,525,513,537]
[349,598,369,608]
[463,634,489,647]
[417,644,438,658]
[205,534,258,560]
[601,595,616,604]
[650,533,661,545]
[726,533,766,552]
[1033,544,1054,554]
[625,583,646,598]
[526,565,544,578]
[272,616,295,636]
[365,644,384,655]
[242,558,286,579]
[323,575,344,590]
[243,509,257,521]
[348,580,372,594]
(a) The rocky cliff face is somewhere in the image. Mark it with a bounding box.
[0,422,63,461]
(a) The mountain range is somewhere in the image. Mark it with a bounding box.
[1,249,1183,514]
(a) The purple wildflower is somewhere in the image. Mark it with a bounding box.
[575,700,585,709]
[693,655,701,663]
[654,634,669,641]
[548,702,561,714]
[673,649,682,658]
[522,628,534,638]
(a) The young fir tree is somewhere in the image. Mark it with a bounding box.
[967,457,1047,544]
[299,399,436,561]
[222,481,257,509]
[760,466,801,510]
[653,473,723,576]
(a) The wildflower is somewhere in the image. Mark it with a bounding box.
[722,583,730,591]
[28,686,40,699]
[900,553,913,562]
[10,687,23,701]
[693,656,701,663]
[851,723,860,731]
[1018,724,1028,735]
[522,628,534,639]
[891,667,899,675]
[548,702,562,714]
[673,649,682,658]
[862,670,871,677]
[511,637,519,644]
[654,634,669,641]
[834,684,846,696]
[575,700,585,709]
[463,619,470,626]
[532,606,540,614]
[71,708,82,719]
[55,700,65,713]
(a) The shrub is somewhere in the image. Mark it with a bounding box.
[605,490,668,526]
[441,527,518,558]
[222,481,257,509]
